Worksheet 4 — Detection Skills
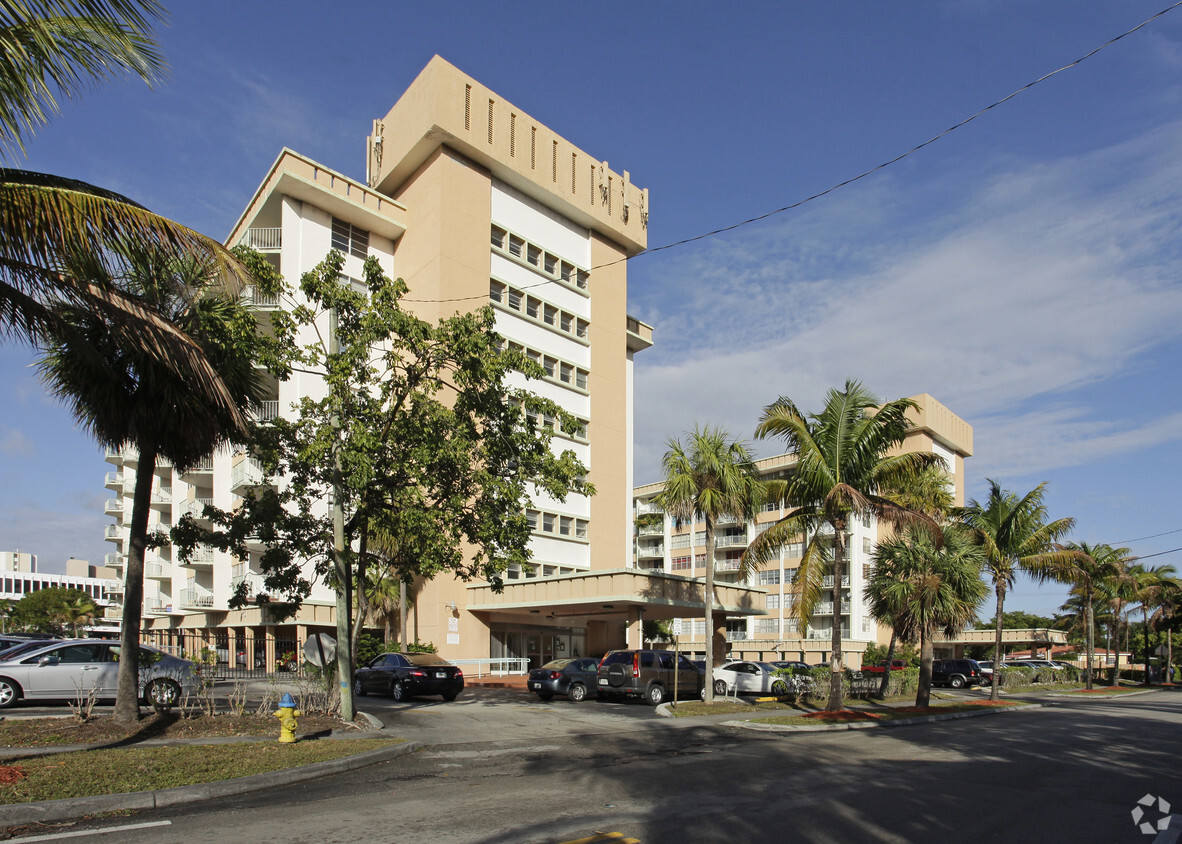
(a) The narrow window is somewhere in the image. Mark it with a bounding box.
[490,225,506,250]
[552,140,558,182]
[542,513,555,533]
[509,113,516,156]
[575,370,587,390]
[531,127,536,169]
[488,99,494,144]
[508,235,523,258]
[572,153,577,193]
[464,85,471,130]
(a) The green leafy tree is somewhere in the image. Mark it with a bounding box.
[957,480,1077,700]
[174,250,590,721]
[1127,563,1179,685]
[36,243,281,725]
[9,586,94,635]
[655,425,763,704]
[865,525,987,706]
[0,2,256,420]
[741,380,942,712]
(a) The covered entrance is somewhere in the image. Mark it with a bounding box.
[490,623,588,670]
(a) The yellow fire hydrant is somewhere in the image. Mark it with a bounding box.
[276,692,301,743]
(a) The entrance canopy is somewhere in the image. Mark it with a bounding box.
[466,567,767,623]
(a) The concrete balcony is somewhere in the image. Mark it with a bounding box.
[715,534,748,549]
[179,545,215,567]
[240,227,281,251]
[249,400,280,422]
[231,457,265,492]
[144,562,172,579]
[635,501,664,516]
[104,499,124,516]
[635,543,664,559]
[104,579,124,594]
[813,602,851,616]
[104,553,124,568]
[821,575,850,588]
[179,498,214,521]
[182,457,214,477]
[104,525,126,543]
[180,588,215,608]
[104,472,123,490]
[636,524,663,537]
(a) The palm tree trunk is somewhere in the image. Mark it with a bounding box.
[1112,615,1123,686]
[827,521,847,712]
[916,629,933,708]
[1143,608,1151,685]
[703,515,717,704]
[114,444,157,726]
[990,583,1006,701]
[1168,629,1173,685]
[878,628,898,698]
[399,579,408,652]
[1084,594,1094,691]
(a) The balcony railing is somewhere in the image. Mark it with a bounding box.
[249,400,280,422]
[231,573,266,596]
[715,559,741,571]
[806,628,850,640]
[104,579,124,593]
[636,525,663,537]
[180,498,214,520]
[821,575,851,588]
[231,457,265,491]
[104,472,122,488]
[240,227,281,251]
[725,630,749,641]
[636,544,664,558]
[104,553,124,568]
[182,545,215,566]
[104,525,126,542]
[144,598,164,613]
[813,602,851,615]
[104,499,123,515]
[636,501,664,516]
[145,562,171,579]
[180,588,215,608]
[183,457,214,474]
[714,534,748,549]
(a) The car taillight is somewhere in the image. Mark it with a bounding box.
[455,668,463,677]
[632,652,640,678]
[409,669,425,677]
[549,671,563,680]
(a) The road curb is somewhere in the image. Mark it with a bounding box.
[1044,688,1160,700]
[721,702,1046,732]
[0,739,421,826]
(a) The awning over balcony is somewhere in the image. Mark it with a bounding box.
[465,567,767,623]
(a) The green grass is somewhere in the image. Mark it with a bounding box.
[0,739,403,804]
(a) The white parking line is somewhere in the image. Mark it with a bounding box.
[7,820,172,841]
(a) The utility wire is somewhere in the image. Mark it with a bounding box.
[1114,527,1182,544]
[403,1,1182,303]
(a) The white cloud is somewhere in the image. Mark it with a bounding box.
[0,428,35,457]
[630,120,1182,482]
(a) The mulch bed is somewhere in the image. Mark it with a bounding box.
[0,712,352,748]
[801,710,879,722]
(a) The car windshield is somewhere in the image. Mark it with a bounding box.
[600,652,633,667]
[0,641,53,661]
[405,652,450,666]
[541,659,575,669]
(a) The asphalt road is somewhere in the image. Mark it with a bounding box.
[7,687,1182,843]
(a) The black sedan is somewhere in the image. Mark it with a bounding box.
[353,652,464,702]
[528,657,599,702]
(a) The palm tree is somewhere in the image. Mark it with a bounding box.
[655,425,763,704]
[1150,577,1182,685]
[957,481,1076,701]
[1040,542,1129,690]
[36,242,267,724]
[1127,563,1179,685]
[55,593,97,637]
[871,463,956,696]
[0,2,255,425]
[1096,562,1136,686]
[865,525,987,707]
[741,380,942,712]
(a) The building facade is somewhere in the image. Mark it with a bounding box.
[102,57,768,669]
[631,394,974,666]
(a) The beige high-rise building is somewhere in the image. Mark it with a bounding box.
[102,57,771,670]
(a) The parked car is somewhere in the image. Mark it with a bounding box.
[0,639,198,709]
[597,649,703,705]
[863,659,911,674]
[931,658,985,689]
[0,640,58,661]
[770,660,817,693]
[977,660,995,685]
[528,657,600,702]
[711,661,792,697]
[353,652,464,702]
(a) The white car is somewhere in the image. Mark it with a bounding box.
[707,660,792,697]
[0,639,198,710]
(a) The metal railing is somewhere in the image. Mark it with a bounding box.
[180,588,214,608]
[180,498,214,520]
[231,457,265,490]
[821,575,851,588]
[250,400,280,422]
[450,657,529,677]
[715,534,749,549]
[241,227,281,250]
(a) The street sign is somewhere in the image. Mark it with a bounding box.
[673,618,683,637]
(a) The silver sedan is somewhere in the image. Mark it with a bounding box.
[710,660,792,696]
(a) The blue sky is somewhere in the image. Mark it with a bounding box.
[2,2,1181,619]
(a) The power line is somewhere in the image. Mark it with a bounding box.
[1132,546,1182,561]
[402,1,1182,304]
[1114,527,1182,544]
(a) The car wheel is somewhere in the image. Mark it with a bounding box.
[145,678,181,713]
[391,680,406,701]
[537,691,554,701]
[568,683,587,703]
[354,677,367,697]
[0,677,22,709]
[442,691,459,702]
[771,680,788,697]
[645,683,666,706]
[950,676,966,689]
[713,679,727,696]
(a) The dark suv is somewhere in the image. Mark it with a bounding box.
[931,658,985,689]
[597,649,703,705]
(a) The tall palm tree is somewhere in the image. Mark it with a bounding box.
[741,380,942,712]
[0,2,254,424]
[36,242,267,724]
[957,481,1076,701]
[1150,577,1182,685]
[865,525,987,707]
[655,425,763,704]
[1040,542,1129,690]
[1096,562,1136,686]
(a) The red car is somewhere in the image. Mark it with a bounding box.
[863,659,910,674]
